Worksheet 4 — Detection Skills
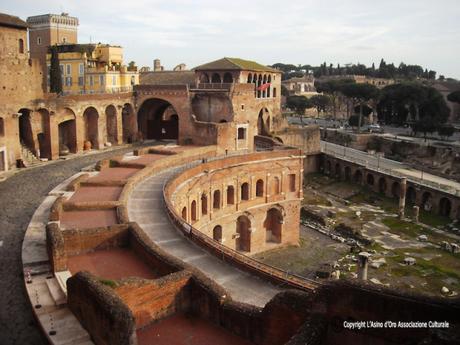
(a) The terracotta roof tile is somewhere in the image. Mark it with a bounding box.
[194,57,279,73]
[140,71,195,85]
[0,12,28,29]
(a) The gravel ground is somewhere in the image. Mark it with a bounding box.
[0,145,147,345]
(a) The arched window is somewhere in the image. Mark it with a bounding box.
[273,87,277,98]
[211,73,221,83]
[191,200,197,222]
[241,182,249,201]
[213,225,222,242]
[256,179,264,197]
[201,194,208,215]
[181,207,187,220]
[0,118,4,137]
[199,73,209,83]
[18,39,24,54]
[213,190,221,209]
[247,73,252,83]
[223,72,233,83]
[227,186,235,205]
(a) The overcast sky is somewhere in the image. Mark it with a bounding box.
[3,0,460,78]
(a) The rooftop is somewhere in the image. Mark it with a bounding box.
[140,71,195,86]
[194,57,279,73]
[0,12,28,29]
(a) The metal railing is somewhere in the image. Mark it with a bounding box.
[193,83,232,90]
[321,141,460,196]
[162,156,320,291]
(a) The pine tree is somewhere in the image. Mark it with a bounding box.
[49,45,63,94]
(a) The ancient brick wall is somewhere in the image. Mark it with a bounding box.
[67,271,137,345]
[115,271,192,329]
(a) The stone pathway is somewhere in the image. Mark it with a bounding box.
[128,168,282,307]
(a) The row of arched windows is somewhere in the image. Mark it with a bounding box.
[199,72,233,84]
[181,175,297,223]
[247,73,276,99]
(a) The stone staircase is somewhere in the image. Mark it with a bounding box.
[20,143,42,167]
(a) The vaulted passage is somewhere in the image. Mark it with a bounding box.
[122,103,136,143]
[18,108,35,155]
[264,208,283,243]
[83,107,99,150]
[138,98,179,140]
[236,215,251,252]
[58,116,77,155]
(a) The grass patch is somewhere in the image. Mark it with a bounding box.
[99,279,117,288]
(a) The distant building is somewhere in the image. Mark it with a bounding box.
[46,43,138,95]
[26,13,79,84]
[282,75,317,97]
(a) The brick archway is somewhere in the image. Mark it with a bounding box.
[236,215,251,252]
[137,98,179,141]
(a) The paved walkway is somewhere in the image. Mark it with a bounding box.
[322,141,460,196]
[128,168,282,307]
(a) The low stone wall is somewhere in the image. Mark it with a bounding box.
[115,271,192,329]
[67,271,137,345]
[66,173,90,191]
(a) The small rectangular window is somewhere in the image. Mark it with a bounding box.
[112,75,116,85]
[37,37,42,45]
[78,76,84,86]
[65,76,72,86]
[89,76,94,86]
[79,63,84,75]
[100,75,104,85]
[237,127,246,140]
[66,64,71,75]
[289,174,296,192]
[241,104,245,110]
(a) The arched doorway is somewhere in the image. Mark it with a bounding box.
[422,192,433,211]
[122,103,136,143]
[191,200,197,222]
[181,207,187,220]
[257,108,270,135]
[37,109,51,159]
[236,215,251,252]
[83,107,99,150]
[241,182,249,201]
[211,73,221,83]
[264,208,283,243]
[325,161,332,175]
[201,194,208,215]
[137,98,179,141]
[256,179,264,197]
[439,197,452,217]
[213,225,222,242]
[334,163,341,179]
[227,186,235,205]
[378,177,387,194]
[223,72,233,83]
[353,170,363,184]
[105,105,118,145]
[367,174,374,186]
[407,186,417,204]
[213,190,221,209]
[18,108,36,155]
[200,73,210,83]
[57,108,77,155]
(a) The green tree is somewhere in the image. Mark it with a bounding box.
[341,83,380,132]
[286,95,313,122]
[314,79,355,119]
[348,114,360,128]
[447,90,460,104]
[127,61,137,71]
[49,45,62,94]
[310,94,330,117]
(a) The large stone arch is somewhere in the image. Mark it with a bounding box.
[191,93,233,123]
[57,108,77,155]
[137,98,179,140]
[439,197,452,217]
[391,181,400,199]
[353,169,363,184]
[264,207,284,243]
[344,166,351,181]
[422,191,433,212]
[378,177,387,194]
[105,105,118,145]
[257,108,270,135]
[82,107,100,150]
[36,108,52,160]
[236,214,251,252]
[406,186,417,204]
[366,173,375,187]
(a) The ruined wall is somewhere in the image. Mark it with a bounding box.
[67,271,137,345]
[115,271,192,329]
[167,149,304,254]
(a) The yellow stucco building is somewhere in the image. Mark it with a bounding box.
[46,43,138,95]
